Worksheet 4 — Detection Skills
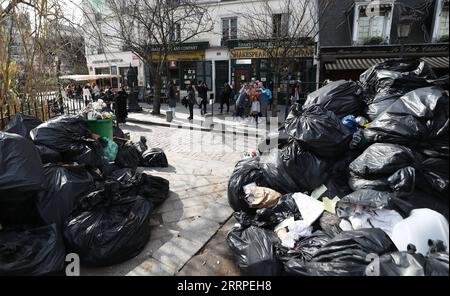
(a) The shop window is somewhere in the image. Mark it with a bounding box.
[222,17,238,40]
[273,13,289,37]
[354,3,393,45]
[437,0,449,40]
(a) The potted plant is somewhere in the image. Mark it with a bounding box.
[439,35,449,42]
[363,36,385,45]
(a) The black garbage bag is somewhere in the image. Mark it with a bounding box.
[418,157,449,195]
[425,240,449,276]
[115,142,142,169]
[277,231,331,263]
[263,140,332,193]
[142,148,169,167]
[63,187,153,267]
[35,145,62,164]
[303,80,364,118]
[70,140,106,169]
[349,143,416,176]
[113,125,126,138]
[257,127,290,154]
[227,226,282,276]
[4,113,42,139]
[118,172,170,206]
[318,212,342,238]
[37,164,96,228]
[348,143,418,193]
[284,105,353,158]
[284,228,397,276]
[107,167,134,182]
[0,192,40,226]
[0,224,65,276]
[133,136,148,154]
[366,91,402,121]
[0,132,44,194]
[359,59,436,100]
[253,194,301,229]
[228,157,270,212]
[349,143,449,195]
[364,87,449,147]
[30,115,92,156]
[365,241,449,276]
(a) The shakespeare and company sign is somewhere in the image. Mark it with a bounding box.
[230,47,314,59]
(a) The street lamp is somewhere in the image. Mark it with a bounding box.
[126,64,143,112]
[397,17,413,58]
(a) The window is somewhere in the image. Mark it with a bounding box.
[438,2,449,38]
[222,17,238,40]
[273,13,289,37]
[354,4,392,44]
[170,23,181,42]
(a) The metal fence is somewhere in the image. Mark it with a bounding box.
[0,91,87,130]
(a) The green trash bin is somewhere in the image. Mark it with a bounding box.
[86,118,114,140]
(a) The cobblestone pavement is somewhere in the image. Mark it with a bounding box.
[81,120,265,276]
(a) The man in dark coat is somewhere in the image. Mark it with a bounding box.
[197,81,208,115]
[220,82,232,114]
[115,86,128,124]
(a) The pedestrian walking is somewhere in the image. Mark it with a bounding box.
[93,83,101,101]
[115,86,128,125]
[250,94,261,125]
[166,81,177,117]
[257,82,272,122]
[220,82,232,114]
[83,84,92,105]
[187,83,196,120]
[197,81,208,115]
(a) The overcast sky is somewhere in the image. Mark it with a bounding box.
[62,0,84,23]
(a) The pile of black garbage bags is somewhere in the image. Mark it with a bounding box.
[227,59,449,276]
[0,114,170,275]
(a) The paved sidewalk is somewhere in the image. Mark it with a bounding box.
[127,102,288,135]
[81,121,257,276]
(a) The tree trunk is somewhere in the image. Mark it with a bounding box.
[152,73,161,115]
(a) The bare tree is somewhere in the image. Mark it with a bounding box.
[1,0,87,121]
[84,0,213,114]
[237,0,334,117]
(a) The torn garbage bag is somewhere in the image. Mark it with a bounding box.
[243,183,282,209]
[0,132,44,193]
[63,186,153,266]
[141,148,169,167]
[364,87,449,147]
[284,105,353,158]
[302,80,364,119]
[252,194,302,229]
[0,224,65,276]
[227,226,282,276]
[275,218,313,249]
[37,164,96,228]
[284,228,397,276]
[276,231,330,263]
[4,113,42,139]
[228,157,270,212]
